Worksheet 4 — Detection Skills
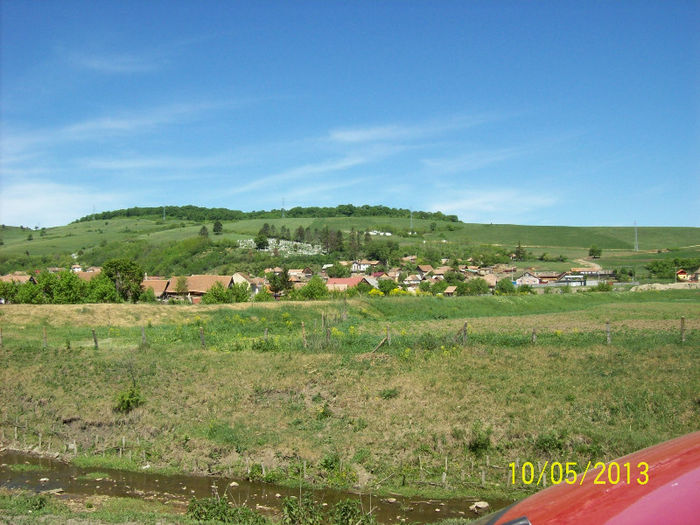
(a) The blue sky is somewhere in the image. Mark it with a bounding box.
[1,0,698,227]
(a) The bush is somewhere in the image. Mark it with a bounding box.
[467,421,492,456]
[331,499,376,525]
[495,278,515,295]
[114,383,143,413]
[379,388,399,400]
[299,276,328,300]
[282,494,324,525]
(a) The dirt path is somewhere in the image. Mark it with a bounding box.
[574,257,602,270]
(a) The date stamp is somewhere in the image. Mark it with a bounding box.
[508,461,649,486]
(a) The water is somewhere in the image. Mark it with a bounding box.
[0,450,511,523]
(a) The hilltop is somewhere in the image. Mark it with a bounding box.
[1,205,698,279]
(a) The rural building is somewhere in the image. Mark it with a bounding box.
[676,269,689,281]
[166,275,233,303]
[443,285,457,296]
[326,276,365,292]
[0,272,36,284]
[76,269,102,282]
[232,272,266,296]
[516,272,541,286]
[351,259,380,273]
[416,264,433,276]
[141,279,169,300]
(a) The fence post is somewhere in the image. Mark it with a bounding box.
[386,325,391,346]
[199,327,206,349]
[92,329,99,350]
[264,327,268,340]
[1,325,4,349]
[43,326,48,350]
[141,326,147,347]
[462,322,468,344]
[301,322,307,348]
[606,321,611,345]
[681,316,686,344]
[531,328,537,344]
[325,327,330,346]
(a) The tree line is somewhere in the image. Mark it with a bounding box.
[75,204,459,223]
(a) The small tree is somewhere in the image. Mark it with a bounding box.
[254,233,269,250]
[495,278,516,295]
[514,241,526,261]
[378,279,398,295]
[213,220,223,235]
[201,282,231,304]
[230,282,250,302]
[299,276,328,300]
[103,259,144,302]
[175,276,189,295]
[199,225,209,237]
[589,245,602,258]
[268,269,291,295]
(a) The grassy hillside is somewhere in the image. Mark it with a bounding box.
[1,209,698,276]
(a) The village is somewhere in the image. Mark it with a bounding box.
[3,254,697,304]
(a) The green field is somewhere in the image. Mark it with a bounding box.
[1,291,698,513]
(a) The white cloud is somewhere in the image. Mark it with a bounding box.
[430,190,558,223]
[0,181,128,227]
[422,146,527,173]
[69,52,161,74]
[328,113,499,144]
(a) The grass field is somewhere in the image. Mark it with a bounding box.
[1,290,698,517]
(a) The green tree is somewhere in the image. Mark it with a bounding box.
[495,278,516,295]
[514,241,526,261]
[103,259,145,302]
[254,233,269,250]
[589,245,602,258]
[15,282,45,303]
[462,278,490,295]
[326,264,350,278]
[201,282,231,304]
[199,225,209,237]
[213,220,223,235]
[175,276,189,294]
[378,279,398,295]
[268,269,291,295]
[230,282,250,303]
[299,276,328,300]
[53,270,86,304]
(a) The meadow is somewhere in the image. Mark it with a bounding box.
[1,290,698,518]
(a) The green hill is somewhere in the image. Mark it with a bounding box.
[1,205,698,277]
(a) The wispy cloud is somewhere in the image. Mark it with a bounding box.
[68,52,161,74]
[422,146,528,173]
[228,156,370,196]
[430,189,558,223]
[328,113,501,144]
[0,180,128,227]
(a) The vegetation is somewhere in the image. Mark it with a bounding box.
[0,291,697,508]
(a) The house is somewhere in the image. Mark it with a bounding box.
[403,274,422,287]
[76,269,102,282]
[70,264,83,273]
[515,272,541,286]
[263,267,284,275]
[443,285,457,296]
[141,279,169,300]
[556,272,586,286]
[326,276,366,292]
[0,272,36,284]
[416,264,433,276]
[351,260,380,273]
[232,272,266,295]
[692,268,700,282]
[676,269,689,282]
[482,274,498,289]
[288,268,313,280]
[165,275,234,303]
[432,266,453,279]
[534,271,565,284]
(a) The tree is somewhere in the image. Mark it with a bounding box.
[175,276,189,294]
[103,259,144,302]
[299,276,328,300]
[268,268,291,295]
[199,226,209,237]
[213,221,223,235]
[589,245,602,258]
[378,279,398,295]
[495,278,516,295]
[254,233,269,250]
[326,264,350,278]
[514,242,526,261]
[53,270,86,304]
[230,282,250,303]
[201,282,231,304]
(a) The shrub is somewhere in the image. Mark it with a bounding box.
[495,278,516,295]
[114,383,143,413]
[467,420,492,456]
[282,494,324,525]
[187,497,268,524]
[251,337,278,352]
[331,499,376,525]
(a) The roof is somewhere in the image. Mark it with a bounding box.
[168,275,232,294]
[76,269,102,281]
[0,272,34,284]
[141,279,169,297]
[444,286,457,294]
[326,277,365,287]
[417,265,433,272]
